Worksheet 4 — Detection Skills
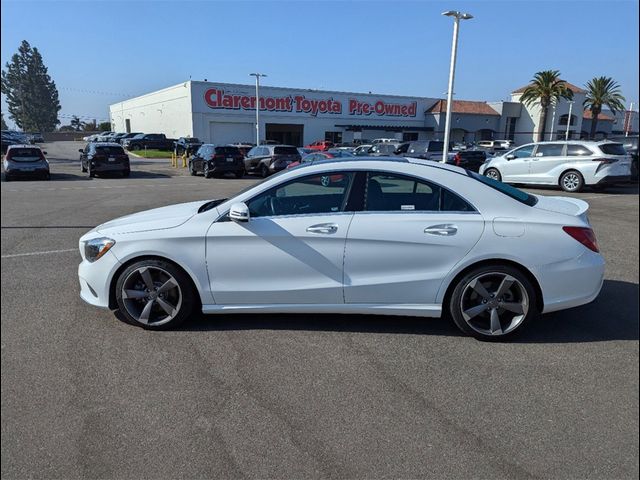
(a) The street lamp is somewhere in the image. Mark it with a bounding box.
[441,10,473,163]
[249,73,267,145]
[565,101,574,140]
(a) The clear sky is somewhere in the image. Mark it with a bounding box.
[1,0,638,128]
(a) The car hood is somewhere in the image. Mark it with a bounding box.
[533,195,590,222]
[95,200,204,235]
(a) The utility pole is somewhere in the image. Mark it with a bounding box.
[565,101,574,141]
[249,73,267,145]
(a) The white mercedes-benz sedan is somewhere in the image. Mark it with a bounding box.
[78,157,605,340]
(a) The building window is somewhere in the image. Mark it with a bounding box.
[505,117,517,140]
[559,114,576,126]
[403,132,419,141]
[325,131,342,144]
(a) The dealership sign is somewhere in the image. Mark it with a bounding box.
[204,88,417,117]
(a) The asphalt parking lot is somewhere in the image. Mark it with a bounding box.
[1,141,638,479]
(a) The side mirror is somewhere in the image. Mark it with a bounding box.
[78,149,84,153]
[43,151,47,155]
[506,154,516,160]
[229,202,250,222]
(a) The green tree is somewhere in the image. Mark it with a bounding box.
[98,121,111,132]
[81,119,97,131]
[1,40,61,132]
[583,76,626,140]
[1,112,7,130]
[70,115,82,131]
[519,70,574,142]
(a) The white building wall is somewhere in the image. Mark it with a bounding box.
[109,82,194,138]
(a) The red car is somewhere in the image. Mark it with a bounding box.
[305,140,334,151]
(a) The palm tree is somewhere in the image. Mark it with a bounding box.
[519,70,574,142]
[583,76,626,140]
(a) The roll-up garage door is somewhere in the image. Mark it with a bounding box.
[209,122,254,144]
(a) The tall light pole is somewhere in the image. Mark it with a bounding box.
[625,102,634,137]
[249,73,267,145]
[441,10,473,163]
[565,101,574,140]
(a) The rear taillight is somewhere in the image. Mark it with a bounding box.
[454,153,462,166]
[593,157,617,173]
[563,226,599,253]
[213,154,225,160]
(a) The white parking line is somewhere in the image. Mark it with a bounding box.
[1,248,77,259]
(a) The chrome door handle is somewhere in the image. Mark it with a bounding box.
[424,224,458,236]
[306,223,338,234]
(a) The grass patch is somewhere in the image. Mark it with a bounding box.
[130,149,174,158]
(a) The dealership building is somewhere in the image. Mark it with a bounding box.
[109,80,638,146]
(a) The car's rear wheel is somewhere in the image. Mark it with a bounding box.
[115,259,196,330]
[260,164,270,178]
[560,170,584,192]
[449,265,537,340]
[484,168,501,181]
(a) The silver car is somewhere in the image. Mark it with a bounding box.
[3,144,50,181]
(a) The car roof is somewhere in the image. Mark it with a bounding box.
[7,144,41,149]
[93,142,124,146]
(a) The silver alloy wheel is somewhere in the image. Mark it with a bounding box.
[485,169,500,180]
[562,172,581,191]
[121,266,182,326]
[460,272,529,336]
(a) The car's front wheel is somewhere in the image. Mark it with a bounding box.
[449,265,537,340]
[203,162,213,178]
[115,259,196,330]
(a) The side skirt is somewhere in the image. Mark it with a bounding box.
[201,303,442,317]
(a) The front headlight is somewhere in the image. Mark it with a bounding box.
[83,237,115,262]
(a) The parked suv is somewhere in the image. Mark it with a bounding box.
[79,142,130,177]
[244,145,301,177]
[3,144,50,180]
[189,144,244,178]
[479,140,632,192]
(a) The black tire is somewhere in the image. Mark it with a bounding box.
[235,169,245,179]
[484,168,501,182]
[44,172,51,181]
[591,184,607,192]
[203,162,213,179]
[81,161,87,173]
[260,164,270,178]
[449,265,538,341]
[189,162,197,176]
[559,170,584,193]
[122,169,130,178]
[88,164,95,178]
[115,259,197,330]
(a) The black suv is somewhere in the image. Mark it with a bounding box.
[189,144,244,178]
[79,143,130,177]
[244,145,301,177]
[122,133,174,151]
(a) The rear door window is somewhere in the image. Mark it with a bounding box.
[566,144,593,156]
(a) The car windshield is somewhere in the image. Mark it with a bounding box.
[467,171,538,206]
[8,148,42,162]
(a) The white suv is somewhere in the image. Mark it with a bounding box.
[479,140,632,192]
